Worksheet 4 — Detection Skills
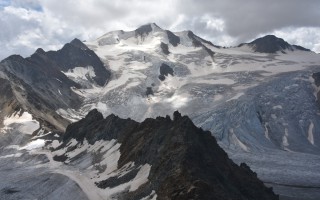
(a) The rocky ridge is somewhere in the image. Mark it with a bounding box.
[57,109,278,200]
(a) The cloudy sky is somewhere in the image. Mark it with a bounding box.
[1,0,320,59]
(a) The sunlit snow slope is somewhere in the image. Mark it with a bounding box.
[80,23,320,200]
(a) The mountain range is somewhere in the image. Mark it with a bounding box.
[1,23,320,200]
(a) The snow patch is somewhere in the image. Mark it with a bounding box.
[2,111,40,135]
[53,138,78,155]
[308,122,315,145]
[272,105,283,109]
[227,92,244,102]
[229,129,249,152]
[99,164,151,197]
[90,102,109,117]
[264,123,270,140]
[20,139,46,150]
[5,145,20,150]
[98,140,121,174]
[282,128,289,148]
[165,93,189,109]
[129,164,151,191]
[56,108,83,122]
[0,153,22,159]
[194,78,235,85]
[51,140,62,149]
[141,190,157,200]
[62,66,96,81]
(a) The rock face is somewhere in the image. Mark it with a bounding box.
[45,38,111,87]
[0,78,20,122]
[62,109,278,200]
[0,39,111,130]
[166,30,180,47]
[160,42,170,55]
[158,63,174,81]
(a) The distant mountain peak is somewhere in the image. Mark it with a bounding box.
[249,35,291,53]
[69,38,89,50]
[135,23,163,36]
[142,22,161,29]
[240,34,310,53]
[149,22,161,29]
[259,34,280,40]
[35,48,46,54]
[251,35,288,46]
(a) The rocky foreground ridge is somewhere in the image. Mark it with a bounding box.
[54,109,278,200]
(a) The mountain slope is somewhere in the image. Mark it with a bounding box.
[0,39,111,131]
[78,23,320,154]
[55,109,278,200]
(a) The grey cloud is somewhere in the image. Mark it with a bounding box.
[178,0,320,42]
[0,0,320,60]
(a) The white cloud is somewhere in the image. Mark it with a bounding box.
[0,0,319,60]
[269,27,320,52]
[202,16,225,32]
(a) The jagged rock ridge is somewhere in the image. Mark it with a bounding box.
[60,109,278,200]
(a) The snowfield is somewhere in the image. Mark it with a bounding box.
[53,26,320,199]
[0,127,155,200]
[2,111,40,135]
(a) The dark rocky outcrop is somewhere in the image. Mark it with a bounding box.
[145,87,154,96]
[135,23,181,48]
[187,31,203,47]
[312,72,320,86]
[45,38,111,86]
[186,31,215,58]
[158,63,174,81]
[0,78,16,110]
[166,30,180,47]
[62,109,279,200]
[160,42,170,55]
[250,35,291,53]
[135,24,154,37]
[0,78,20,123]
[239,35,311,53]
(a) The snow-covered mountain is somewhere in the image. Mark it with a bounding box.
[1,23,320,199]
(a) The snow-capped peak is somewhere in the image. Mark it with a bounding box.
[135,22,163,35]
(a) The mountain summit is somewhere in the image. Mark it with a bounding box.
[239,35,310,53]
[134,23,163,36]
